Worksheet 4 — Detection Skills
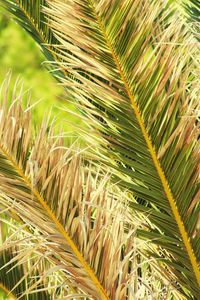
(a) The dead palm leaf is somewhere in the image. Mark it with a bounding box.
[0,75,173,300]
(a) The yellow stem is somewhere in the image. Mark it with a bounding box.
[0,145,109,300]
[0,283,18,300]
[88,0,200,286]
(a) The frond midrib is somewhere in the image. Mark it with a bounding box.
[0,144,110,300]
[88,0,200,286]
[0,283,17,300]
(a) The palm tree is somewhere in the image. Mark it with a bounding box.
[0,0,199,299]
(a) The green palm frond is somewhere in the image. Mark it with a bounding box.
[0,0,65,79]
[36,1,199,298]
[182,0,200,22]
[183,0,200,37]
[171,0,200,38]
[0,249,50,300]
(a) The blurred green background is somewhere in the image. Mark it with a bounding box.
[0,7,83,140]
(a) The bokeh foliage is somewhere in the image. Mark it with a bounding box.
[0,7,82,137]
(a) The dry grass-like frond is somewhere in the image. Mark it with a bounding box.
[0,75,179,299]
[0,76,188,300]
[0,76,130,299]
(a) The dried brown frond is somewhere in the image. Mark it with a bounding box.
[0,75,147,299]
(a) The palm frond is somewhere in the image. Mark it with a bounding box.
[0,76,109,299]
[182,0,200,24]
[0,75,174,300]
[39,0,200,298]
[172,0,200,39]
[1,0,199,297]
[0,215,84,299]
[0,249,50,300]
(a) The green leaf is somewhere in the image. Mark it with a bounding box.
[184,1,200,40]
[0,250,50,300]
